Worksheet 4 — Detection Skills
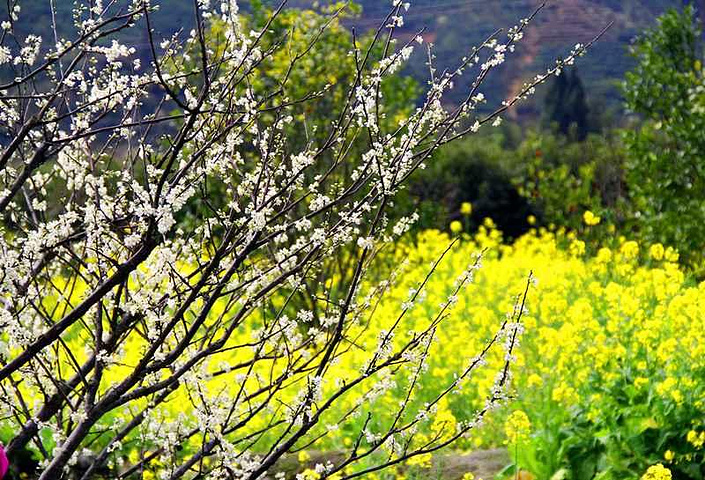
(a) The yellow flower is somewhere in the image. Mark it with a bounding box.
[569,239,586,257]
[300,468,321,480]
[461,202,473,216]
[527,373,543,388]
[649,243,665,261]
[552,385,577,404]
[463,473,475,480]
[298,450,311,463]
[505,410,531,444]
[407,452,432,468]
[634,377,649,389]
[620,240,640,259]
[431,402,457,439]
[583,210,601,226]
[596,247,612,263]
[656,377,677,398]
[664,247,679,262]
[128,450,140,464]
[450,220,463,234]
[687,430,705,448]
[664,450,675,462]
[641,464,672,480]
[527,215,536,226]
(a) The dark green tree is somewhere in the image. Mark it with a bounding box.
[543,67,590,140]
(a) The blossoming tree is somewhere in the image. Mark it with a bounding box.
[0,1,601,478]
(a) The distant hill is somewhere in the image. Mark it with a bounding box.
[344,0,692,119]
[6,0,699,120]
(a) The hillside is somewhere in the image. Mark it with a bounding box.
[5,0,695,119]
[346,0,689,117]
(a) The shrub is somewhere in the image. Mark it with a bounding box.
[511,130,628,235]
[403,134,535,239]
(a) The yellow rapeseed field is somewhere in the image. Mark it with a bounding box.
[5,221,704,480]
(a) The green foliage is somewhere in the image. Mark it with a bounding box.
[401,131,535,239]
[512,130,627,233]
[175,2,418,231]
[552,365,705,480]
[622,5,705,268]
[245,2,418,148]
